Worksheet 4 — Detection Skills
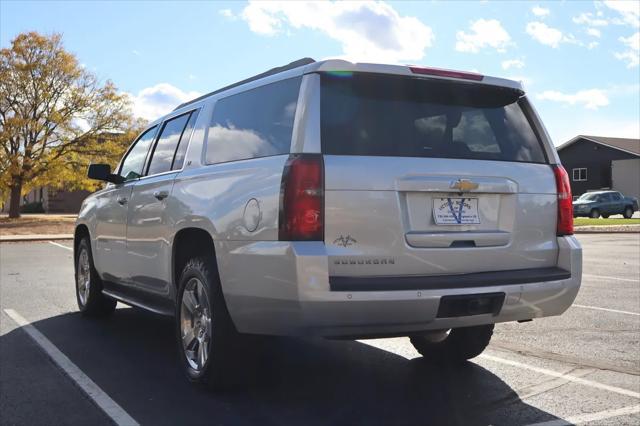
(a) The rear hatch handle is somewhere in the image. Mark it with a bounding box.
[406,231,511,248]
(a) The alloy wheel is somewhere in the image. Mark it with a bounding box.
[76,248,91,306]
[180,278,212,372]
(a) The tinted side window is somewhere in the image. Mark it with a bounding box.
[612,192,622,201]
[172,110,199,170]
[119,127,157,181]
[205,77,301,164]
[147,113,191,176]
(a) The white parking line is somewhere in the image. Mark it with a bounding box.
[48,241,72,251]
[583,273,639,283]
[359,339,640,399]
[3,309,139,426]
[526,404,640,426]
[573,304,640,316]
[480,354,640,399]
[41,237,639,423]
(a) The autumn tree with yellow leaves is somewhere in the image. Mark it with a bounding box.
[0,32,141,218]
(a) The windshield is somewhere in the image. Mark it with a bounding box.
[320,72,547,163]
[578,193,599,201]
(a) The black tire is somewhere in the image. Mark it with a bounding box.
[624,207,634,219]
[176,257,244,390]
[589,209,600,219]
[75,237,117,317]
[410,324,494,364]
[602,213,610,219]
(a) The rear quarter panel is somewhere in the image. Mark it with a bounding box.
[168,156,289,307]
[169,155,288,241]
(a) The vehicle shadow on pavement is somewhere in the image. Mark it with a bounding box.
[4,307,565,426]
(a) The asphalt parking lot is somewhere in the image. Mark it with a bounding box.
[1,234,639,426]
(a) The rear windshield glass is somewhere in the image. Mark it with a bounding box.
[320,73,546,163]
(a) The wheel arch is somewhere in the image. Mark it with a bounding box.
[74,224,90,265]
[172,227,219,293]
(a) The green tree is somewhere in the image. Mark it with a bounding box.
[0,32,136,217]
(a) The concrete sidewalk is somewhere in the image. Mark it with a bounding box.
[0,234,73,242]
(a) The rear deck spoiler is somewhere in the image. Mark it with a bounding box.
[173,57,316,111]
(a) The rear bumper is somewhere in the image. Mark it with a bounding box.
[216,236,582,338]
[329,267,571,292]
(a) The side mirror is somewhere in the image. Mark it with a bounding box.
[87,164,124,184]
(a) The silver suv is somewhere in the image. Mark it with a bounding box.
[75,58,582,389]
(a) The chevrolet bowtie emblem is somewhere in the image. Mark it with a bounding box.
[450,179,479,192]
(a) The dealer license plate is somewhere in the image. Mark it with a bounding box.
[433,198,480,225]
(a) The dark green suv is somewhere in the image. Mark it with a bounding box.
[573,190,639,219]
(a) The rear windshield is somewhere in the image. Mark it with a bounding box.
[320,73,547,163]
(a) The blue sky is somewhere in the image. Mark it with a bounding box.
[2,0,639,145]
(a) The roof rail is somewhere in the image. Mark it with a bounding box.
[173,57,316,111]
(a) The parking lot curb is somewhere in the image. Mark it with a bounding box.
[574,230,640,234]
[0,234,73,242]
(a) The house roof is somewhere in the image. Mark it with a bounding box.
[557,135,640,156]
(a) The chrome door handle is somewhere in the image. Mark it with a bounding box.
[153,191,169,200]
[117,197,128,205]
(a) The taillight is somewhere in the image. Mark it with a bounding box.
[552,165,573,236]
[409,66,484,81]
[279,154,324,241]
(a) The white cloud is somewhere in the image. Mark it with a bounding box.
[537,89,610,110]
[537,54,639,143]
[572,12,609,27]
[455,19,512,53]
[127,83,201,121]
[242,2,283,35]
[621,31,640,51]
[526,22,588,48]
[574,3,639,30]
[586,27,601,37]
[219,8,237,20]
[564,33,586,47]
[614,31,640,67]
[132,50,140,56]
[604,0,640,28]
[501,58,525,69]
[240,1,433,63]
[531,5,550,17]
[588,41,599,49]
[526,22,564,47]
